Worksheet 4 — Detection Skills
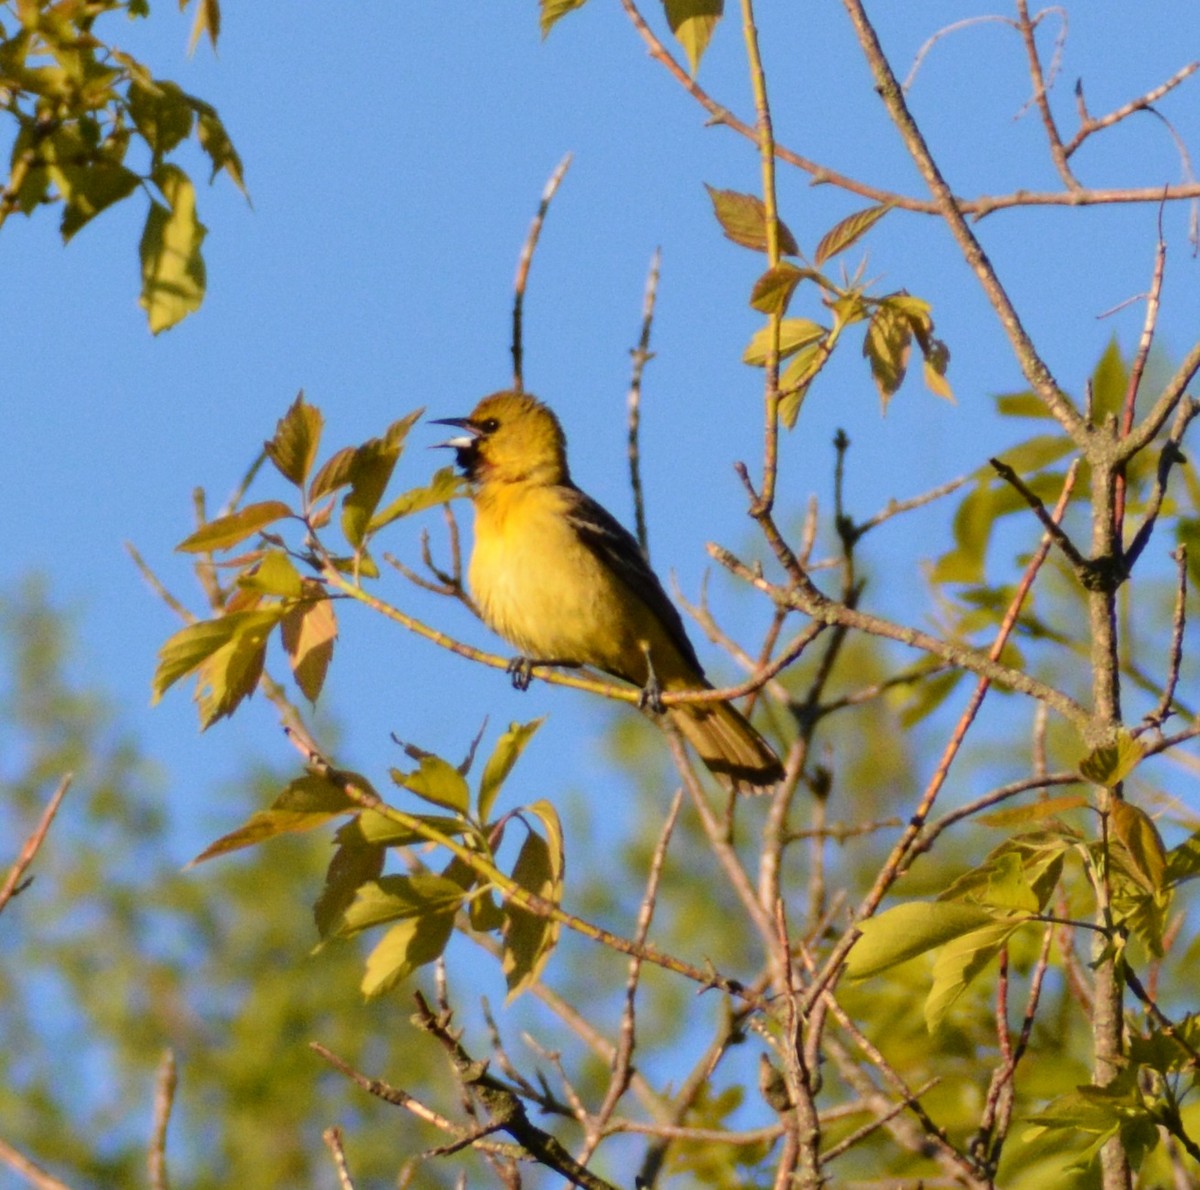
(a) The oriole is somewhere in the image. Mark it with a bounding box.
[435,391,783,790]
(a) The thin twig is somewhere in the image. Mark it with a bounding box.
[1146,545,1188,727]
[990,456,1088,570]
[1065,60,1200,158]
[0,1136,74,1190]
[1015,0,1077,188]
[577,788,684,1165]
[0,774,72,915]
[627,247,661,558]
[322,1127,356,1190]
[1116,212,1168,534]
[614,0,1200,219]
[147,1050,177,1190]
[512,154,573,390]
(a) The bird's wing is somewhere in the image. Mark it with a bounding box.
[563,486,706,677]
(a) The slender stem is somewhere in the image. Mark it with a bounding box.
[838,0,1084,439]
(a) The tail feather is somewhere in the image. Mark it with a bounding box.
[668,699,783,792]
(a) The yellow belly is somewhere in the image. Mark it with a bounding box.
[469,484,669,685]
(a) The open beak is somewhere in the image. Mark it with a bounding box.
[429,416,478,451]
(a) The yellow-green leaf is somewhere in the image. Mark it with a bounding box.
[502,800,564,1000]
[313,833,385,939]
[176,500,293,553]
[664,0,723,74]
[978,795,1089,827]
[479,718,545,822]
[369,466,464,531]
[238,549,303,598]
[126,79,194,157]
[266,392,323,486]
[336,874,466,937]
[361,912,455,997]
[341,809,467,848]
[309,445,358,503]
[814,203,891,266]
[139,164,207,334]
[187,0,220,53]
[188,774,354,866]
[863,302,912,410]
[749,262,816,315]
[743,318,825,366]
[845,901,998,979]
[391,755,470,815]
[341,412,423,549]
[925,920,1018,1033]
[1079,732,1145,787]
[995,390,1055,419]
[195,104,246,195]
[1110,800,1167,896]
[540,0,589,36]
[705,185,799,255]
[193,614,276,727]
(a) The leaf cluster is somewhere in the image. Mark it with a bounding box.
[188,717,566,1004]
[0,0,242,331]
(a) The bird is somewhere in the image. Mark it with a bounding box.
[433,391,784,791]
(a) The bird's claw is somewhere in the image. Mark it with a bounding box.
[638,667,665,715]
[507,656,535,691]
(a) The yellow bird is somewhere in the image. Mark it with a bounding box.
[435,391,783,790]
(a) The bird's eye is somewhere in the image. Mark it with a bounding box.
[478,417,501,433]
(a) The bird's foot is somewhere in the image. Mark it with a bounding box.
[637,645,665,714]
[507,656,535,691]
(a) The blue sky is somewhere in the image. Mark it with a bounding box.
[3,2,1199,855]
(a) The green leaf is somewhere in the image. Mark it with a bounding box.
[176,500,293,553]
[479,718,545,822]
[361,911,455,997]
[1109,799,1167,896]
[339,809,467,848]
[195,104,247,194]
[152,608,281,703]
[750,262,819,315]
[922,338,953,401]
[896,669,963,729]
[742,318,826,366]
[977,795,1089,827]
[844,901,999,979]
[188,775,355,866]
[863,302,912,410]
[1079,732,1145,787]
[813,203,891,266]
[139,164,207,333]
[266,393,323,486]
[664,0,723,74]
[925,920,1018,1033]
[238,550,303,598]
[313,833,385,939]
[391,756,470,815]
[540,0,589,36]
[309,445,358,503]
[1165,828,1200,887]
[59,158,140,241]
[995,390,1056,419]
[127,78,194,158]
[336,874,467,937]
[503,800,564,1000]
[705,185,799,255]
[340,411,423,549]
[193,610,282,727]
[1090,336,1128,423]
[280,589,337,703]
[369,466,464,531]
